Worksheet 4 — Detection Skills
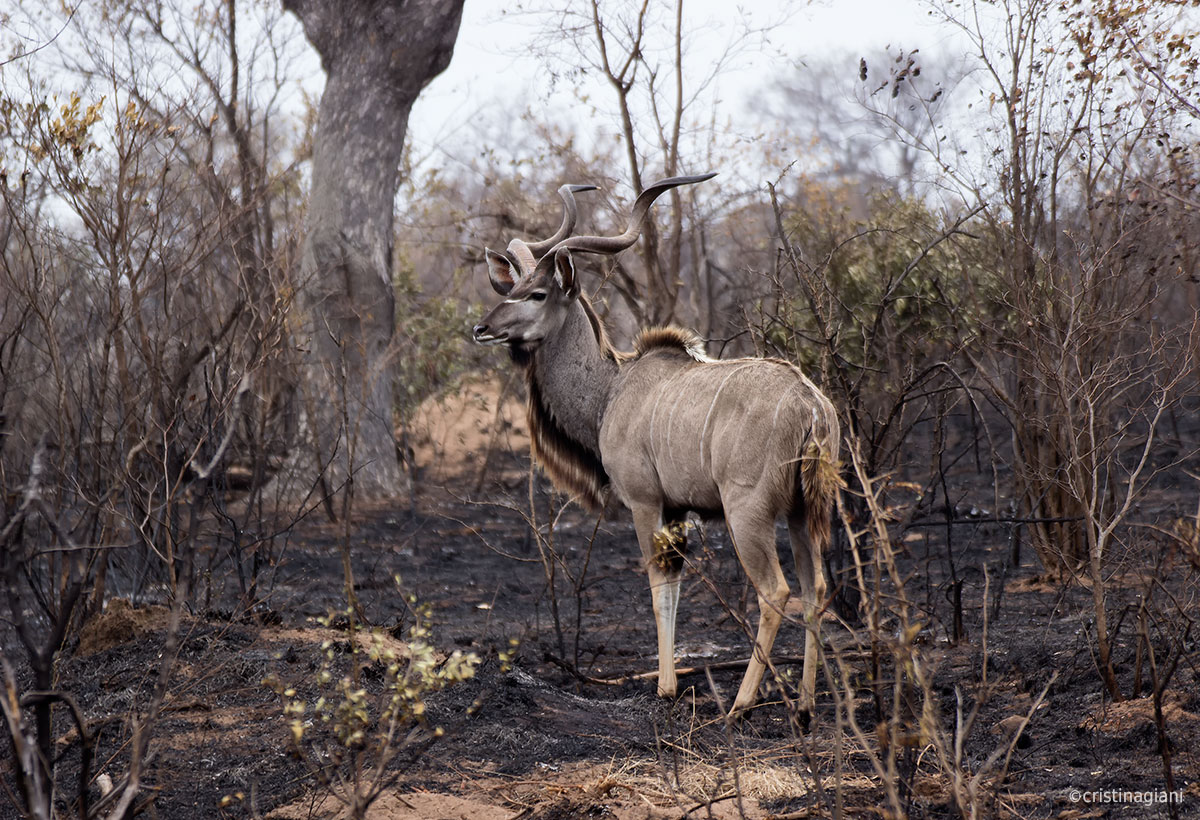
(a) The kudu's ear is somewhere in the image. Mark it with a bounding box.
[485,248,519,295]
[553,248,580,300]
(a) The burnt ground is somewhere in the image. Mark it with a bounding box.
[4,439,1200,819]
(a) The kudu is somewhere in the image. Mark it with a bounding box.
[472,174,840,718]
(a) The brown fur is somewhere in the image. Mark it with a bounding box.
[800,439,843,552]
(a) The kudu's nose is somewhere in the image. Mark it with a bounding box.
[472,322,489,340]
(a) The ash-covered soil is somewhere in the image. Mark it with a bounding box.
[3,385,1199,818]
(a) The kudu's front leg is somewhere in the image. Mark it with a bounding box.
[631,505,682,698]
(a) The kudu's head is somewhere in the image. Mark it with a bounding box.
[472,173,716,356]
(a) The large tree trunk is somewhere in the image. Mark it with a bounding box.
[283,0,464,503]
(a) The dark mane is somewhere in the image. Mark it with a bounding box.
[524,374,610,510]
[633,326,710,361]
[522,292,615,511]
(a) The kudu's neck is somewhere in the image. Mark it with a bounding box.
[530,299,618,455]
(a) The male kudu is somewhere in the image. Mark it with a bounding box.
[472,174,840,718]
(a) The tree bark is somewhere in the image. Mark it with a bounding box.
[283,0,464,502]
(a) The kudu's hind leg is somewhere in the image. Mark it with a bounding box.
[789,510,828,724]
[727,507,790,716]
[631,505,682,698]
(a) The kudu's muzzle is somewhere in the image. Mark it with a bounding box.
[471,319,507,346]
[471,322,493,343]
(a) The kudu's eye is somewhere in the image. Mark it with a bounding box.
[528,291,547,302]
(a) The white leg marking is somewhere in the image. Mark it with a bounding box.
[654,576,682,673]
[654,579,681,651]
[665,577,681,650]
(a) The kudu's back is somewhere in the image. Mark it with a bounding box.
[601,333,840,542]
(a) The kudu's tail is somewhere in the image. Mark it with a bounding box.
[799,438,842,551]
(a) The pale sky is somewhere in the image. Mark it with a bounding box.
[4,0,967,201]
[405,0,954,170]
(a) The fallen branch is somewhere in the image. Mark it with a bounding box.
[680,790,738,817]
[592,656,813,686]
